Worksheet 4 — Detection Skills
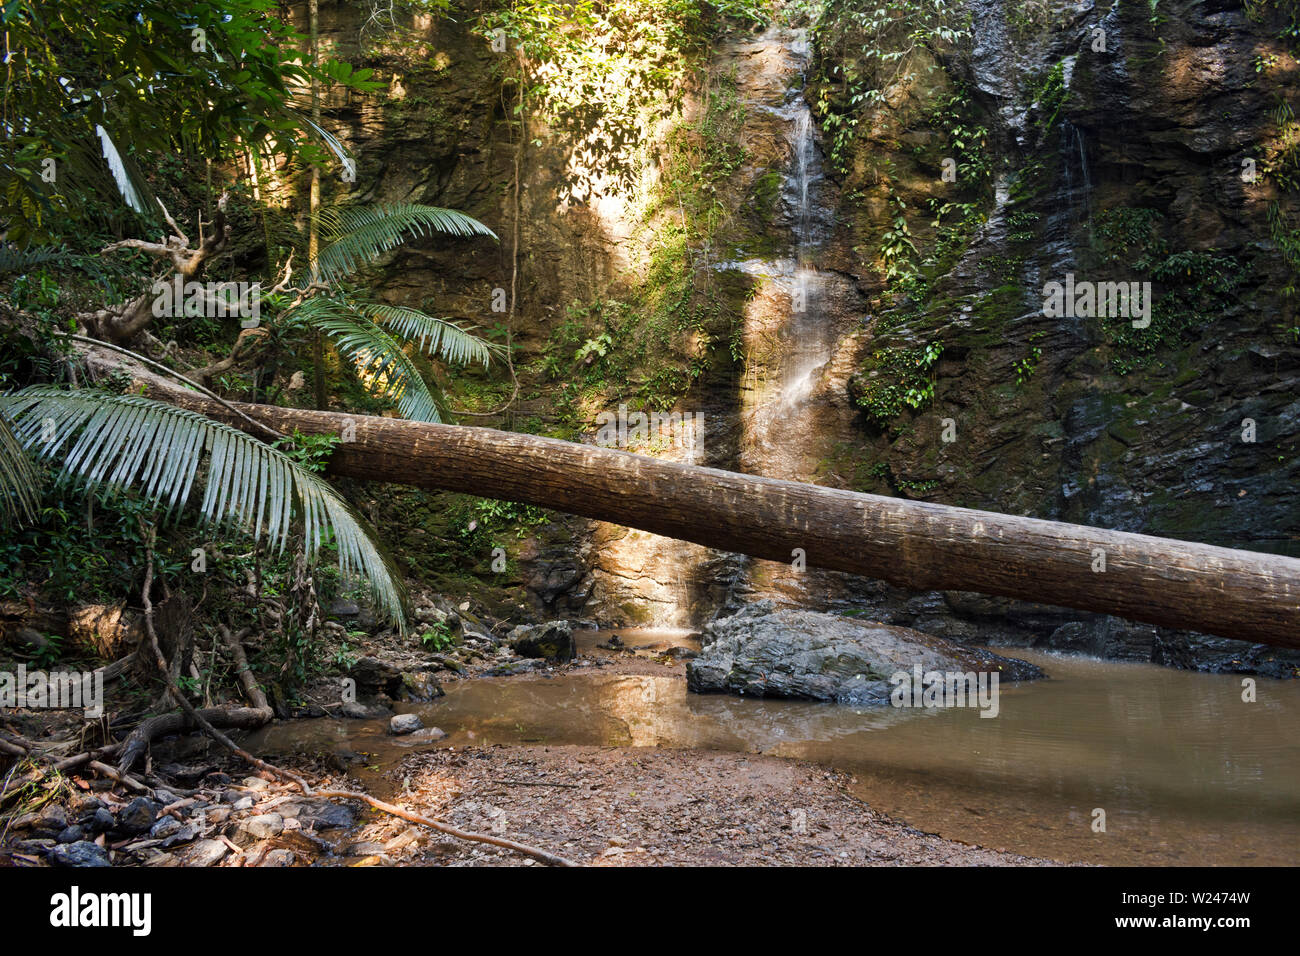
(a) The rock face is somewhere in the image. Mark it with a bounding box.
[687,603,1043,703]
[316,0,1296,674]
[508,621,576,663]
[348,656,404,697]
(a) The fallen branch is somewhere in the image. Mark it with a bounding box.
[130,531,577,867]
[87,760,150,794]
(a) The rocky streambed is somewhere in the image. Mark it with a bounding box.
[7,596,1298,868]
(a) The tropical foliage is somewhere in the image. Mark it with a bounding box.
[1,0,379,243]
[0,387,409,626]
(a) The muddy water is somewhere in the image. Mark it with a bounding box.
[248,646,1300,866]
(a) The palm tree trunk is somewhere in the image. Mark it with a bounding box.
[309,0,327,410]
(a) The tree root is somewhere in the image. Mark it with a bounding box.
[129,532,578,867]
[2,529,578,867]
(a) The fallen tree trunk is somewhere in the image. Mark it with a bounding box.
[117,361,1300,648]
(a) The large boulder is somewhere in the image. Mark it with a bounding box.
[348,656,403,697]
[508,621,576,663]
[687,602,1043,704]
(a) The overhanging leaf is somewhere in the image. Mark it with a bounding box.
[0,386,408,630]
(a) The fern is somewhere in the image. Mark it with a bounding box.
[0,244,63,276]
[312,203,497,285]
[0,386,408,629]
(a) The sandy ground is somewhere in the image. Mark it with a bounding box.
[333,744,1056,866]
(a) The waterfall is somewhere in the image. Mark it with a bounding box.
[1060,119,1092,225]
[720,27,851,612]
[789,106,817,259]
[753,42,836,463]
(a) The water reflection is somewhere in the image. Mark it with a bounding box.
[249,649,1300,866]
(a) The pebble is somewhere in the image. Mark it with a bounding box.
[150,817,183,839]
[85,808,115,834]
[160,825,199,848]
[49,841,111,868]
[116,797,156,836]
[37,806,69,832]
[292,801,355,831]
[239,813,285,840]
[408,726,447,741]
[172,839,228,867]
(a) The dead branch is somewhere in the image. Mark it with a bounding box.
[87,760,150,794]
[185,328,269,387]
[84,194,232,344]
[123,528,577,867]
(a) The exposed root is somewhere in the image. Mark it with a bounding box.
[127,530,578,867]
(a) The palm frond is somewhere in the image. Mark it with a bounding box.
[94,125,158,219]
[0,386,408,630]
[313,203,497,285]
[286,297,443,423]
[0,412,40,526]
[289,109,353,170]
[360,303,500,368]
[0,244,62,276]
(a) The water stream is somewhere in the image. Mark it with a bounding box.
[249,643,1300,866]
[732,29,838,482]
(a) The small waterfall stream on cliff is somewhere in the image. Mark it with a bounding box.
[576,28,845,627]
[717,28,851,610]
[735,40,836,481]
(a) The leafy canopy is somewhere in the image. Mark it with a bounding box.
[1,0,379,243]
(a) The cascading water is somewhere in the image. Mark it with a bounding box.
[735,32,838,481]
[714,27,859,611]
[581,25,863,624]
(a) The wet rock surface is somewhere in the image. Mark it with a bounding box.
[687,602,1043,702]
[509,621,577,663]
[389,713,424,735]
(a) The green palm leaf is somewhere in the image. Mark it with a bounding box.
[0,412,40,526]
[360,303,500,368]
[313,203,497,285]
[0,386,408,630]
[290,109,353,171]
[0,244,62,276]
[287,297,443,423]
